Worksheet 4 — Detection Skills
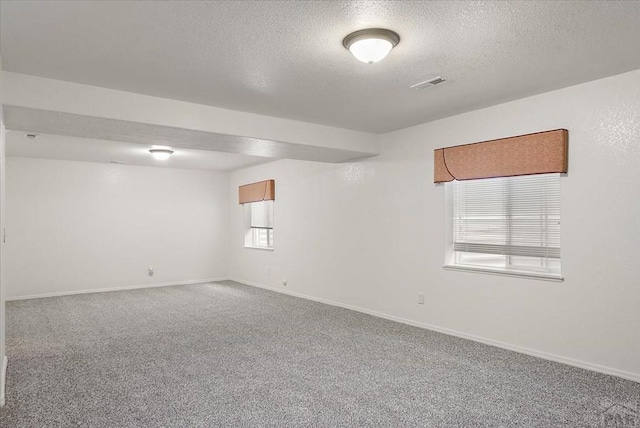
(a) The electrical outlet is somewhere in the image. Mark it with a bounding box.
[148,267,154,277]
[418,293,425,304]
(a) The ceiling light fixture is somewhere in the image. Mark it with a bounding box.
[149,149,174,160]
[343,28,400,64]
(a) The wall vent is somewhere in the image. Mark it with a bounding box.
[410,76,446,89]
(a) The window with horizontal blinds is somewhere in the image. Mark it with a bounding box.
[244,200,274,249]
[449,173,561,275]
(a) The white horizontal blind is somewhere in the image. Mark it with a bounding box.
[451,174,560,272]
[249,200,273,229]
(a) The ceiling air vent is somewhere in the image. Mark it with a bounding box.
[410,76,446,89]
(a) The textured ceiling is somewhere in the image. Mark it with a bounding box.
[2,1,640,133]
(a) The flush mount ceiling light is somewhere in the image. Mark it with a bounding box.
[343,28,400,64]
[149,149,174,160]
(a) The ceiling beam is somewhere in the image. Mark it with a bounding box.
[1,72,379,163]
[3,106,375,163]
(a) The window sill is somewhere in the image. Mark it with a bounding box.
[443,264,563,282]
[244,245,274,251]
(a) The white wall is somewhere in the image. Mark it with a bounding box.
[0,58,7,406]
[5,158,229,299]
[229,69,640,381]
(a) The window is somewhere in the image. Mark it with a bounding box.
[445,173,561,280]
[244,200,274,249]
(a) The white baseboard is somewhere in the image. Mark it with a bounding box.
[231,277,640,384]
[0,355,7,407]
[5,277,229,301]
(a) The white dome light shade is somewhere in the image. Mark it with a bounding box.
[149,149,174,160]
[343,28,400,64]
[349,38,393,64]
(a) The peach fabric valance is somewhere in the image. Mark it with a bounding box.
[239,180,275,204]
[434,129,568,183]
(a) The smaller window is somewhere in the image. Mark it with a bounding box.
[244,200,274,249]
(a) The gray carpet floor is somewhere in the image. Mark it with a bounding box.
[0,281,638,427]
